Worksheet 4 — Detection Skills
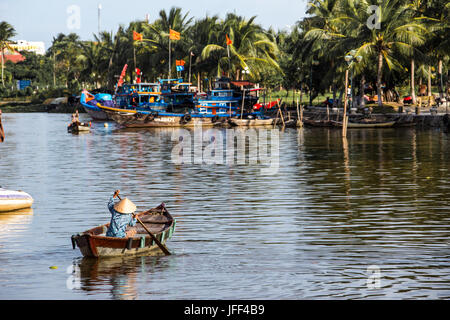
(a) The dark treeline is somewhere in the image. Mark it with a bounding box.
[0,1,448,106]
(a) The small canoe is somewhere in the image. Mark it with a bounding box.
[229,118,274,127]
[71,203,176,258]
[303,119,334,127]
[0,188,34,212]
[331,120,396,128]
[68,122,91,133]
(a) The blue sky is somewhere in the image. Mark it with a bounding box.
[0,0,308,50]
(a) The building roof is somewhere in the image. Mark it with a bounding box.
[3,53,25,63]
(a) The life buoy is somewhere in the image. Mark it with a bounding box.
[144,114,155,123]
[134,112,145,119]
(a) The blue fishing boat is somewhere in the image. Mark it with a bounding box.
[81,83,169,120]
[115,83,168,111]
[195,77,262,119]
[97,104,230,128]
[80,90,114,120]
[158,78,195,112]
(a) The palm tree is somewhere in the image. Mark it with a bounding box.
[0,21,16,87]
[185,16,221,88]
[142,8,193,79]
[48,33,84,89]
[201,13,280,81]
[306,0,427,107]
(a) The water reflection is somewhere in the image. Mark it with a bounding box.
[0,114,449,299]
[0,208,33,238]
[76,255,169,300]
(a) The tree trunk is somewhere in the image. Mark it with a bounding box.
[411,58,416,104]
[332,83,337,107]
[427,65,432,97]
[107,54,114,90]
[427,65,432,107]
[197,72,201,92]
[377,51,383,108]
[438,59,443,99]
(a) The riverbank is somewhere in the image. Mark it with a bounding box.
[0,101,85,113]
[297,105,450,129]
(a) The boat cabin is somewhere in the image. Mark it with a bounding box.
[115,83,163,107]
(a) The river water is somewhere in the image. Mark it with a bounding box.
[0,113,449,300]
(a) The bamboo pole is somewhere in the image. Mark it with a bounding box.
[342,69,349,138]
[296,97,303,127]
[240,89,245,120]
[277,100,285,127]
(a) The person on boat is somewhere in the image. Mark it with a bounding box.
[106,190,137,238]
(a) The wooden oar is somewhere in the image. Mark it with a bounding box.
[117,195,171,256]
[0,109,4,143]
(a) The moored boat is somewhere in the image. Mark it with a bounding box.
[68,121,91,133]
[229,117,274,127]
[331,120,396,128]
[303,119,334,127]
[71,203,176,258]
[99,104,228,128]
[80,90,111,120]
[0,188,34,212]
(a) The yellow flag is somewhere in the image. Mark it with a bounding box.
[169,29,180,40]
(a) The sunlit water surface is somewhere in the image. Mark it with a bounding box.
[0,113,449,299]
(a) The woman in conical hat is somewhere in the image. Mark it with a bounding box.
[106,190,137,238]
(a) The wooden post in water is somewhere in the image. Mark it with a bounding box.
[277,99,285,127]
[240,89,245,120]
[296,97,303,127]
[342,69,349,138]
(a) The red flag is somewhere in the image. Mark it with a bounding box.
[226,34,232,46]
[133,31,143,41]
[135,68,142,83]
[117,64,128,87]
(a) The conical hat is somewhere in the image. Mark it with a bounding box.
[114,198,137,214]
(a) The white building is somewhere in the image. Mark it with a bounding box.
[9,40,45,55]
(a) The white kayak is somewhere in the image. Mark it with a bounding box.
[0,188,34,212]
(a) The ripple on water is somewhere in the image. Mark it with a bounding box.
[0,115,449,299]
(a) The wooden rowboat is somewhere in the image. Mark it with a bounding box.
[68,122,91,133]
[303,119,334,127]
[71,203,176,258]
[331,120,396,128]
[0,188,34,212]
[98,105,228,128]
[229,118,274,127]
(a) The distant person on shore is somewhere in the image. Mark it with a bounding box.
[323,97,333,107]
[418,84,427,97]
[0,109,4,143]
[106,190,137,238]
